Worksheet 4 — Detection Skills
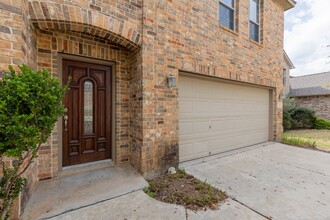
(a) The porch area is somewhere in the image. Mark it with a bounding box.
[22,163,147,219]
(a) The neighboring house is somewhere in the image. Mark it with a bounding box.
[283,50,295,96]
[290,72,330,120]
[0,0,295,216]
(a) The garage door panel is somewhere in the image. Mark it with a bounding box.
[180,141,210,162]
[209,120,222,131]
[208,131,266,153]
[209,102,222,113]
[179,122,193,135]
[193,101,209,113]
[180,100,193,114]
[179,74,270,162]
[181,131,215,143]
[193,121,211,133]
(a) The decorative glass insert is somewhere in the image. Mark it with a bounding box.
[84,81,93,134]
[219,0,235,30]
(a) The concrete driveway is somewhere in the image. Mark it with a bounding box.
[182,142,330,220]
[30,142,330,220]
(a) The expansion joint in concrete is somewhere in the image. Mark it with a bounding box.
[230,197,272,220]
[269,159,329,177]
[41,189,143,220]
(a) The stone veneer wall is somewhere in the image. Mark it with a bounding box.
[295,95,330,120]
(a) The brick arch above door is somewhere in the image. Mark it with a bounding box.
[28,1,141,51]
[34,29,136,180]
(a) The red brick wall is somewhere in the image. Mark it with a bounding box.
[138,0,286,177]
[0,0,143,217]
[129,50,143,171]
[28,0,142,49]
[0,0,37,71]
[35,29,136,178]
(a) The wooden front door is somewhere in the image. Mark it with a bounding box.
[62,60,112,166]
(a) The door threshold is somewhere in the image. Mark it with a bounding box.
[59,159,114,178]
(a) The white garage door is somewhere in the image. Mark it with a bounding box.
[179,74,271,162]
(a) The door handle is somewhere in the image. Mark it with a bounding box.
[64,108,68,131]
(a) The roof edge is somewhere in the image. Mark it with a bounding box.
[283,0,296,11]
[291,71,330,78]
[284,50,295,69]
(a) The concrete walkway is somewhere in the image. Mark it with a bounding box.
[47,190,265,220]
[182,142,330,220]
[23,164,148,219]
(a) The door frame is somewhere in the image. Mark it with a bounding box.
[57,53,116,171]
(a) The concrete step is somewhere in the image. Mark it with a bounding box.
[22,165,148,220]
[59,159,115,178]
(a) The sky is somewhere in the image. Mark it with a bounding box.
[284,0,330,76]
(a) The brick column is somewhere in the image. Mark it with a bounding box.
[137,0,179,179]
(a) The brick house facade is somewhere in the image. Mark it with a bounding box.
[290,72,330,120]
[295,96,330,120]
[0,0,294,216]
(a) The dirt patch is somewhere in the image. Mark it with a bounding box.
[143,169,227,211]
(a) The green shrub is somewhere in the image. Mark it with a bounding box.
[283,111,293,130]
[315,118,330,130]
[290,107,316,129]
[283,97,297,113]
[0,65,67,219]
[283,97,297,131]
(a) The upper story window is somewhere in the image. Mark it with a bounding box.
[219,0,235,30]
[249,0,260,42]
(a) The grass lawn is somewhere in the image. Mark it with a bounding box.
[284,129,330,152]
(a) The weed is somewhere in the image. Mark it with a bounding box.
[282,134,316,148]
[143,187,156,198]
[148,181,168,192]
[178,168,186,174]
[170,168,186,179]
